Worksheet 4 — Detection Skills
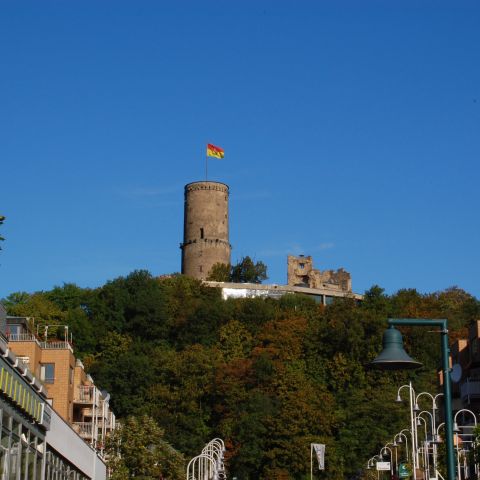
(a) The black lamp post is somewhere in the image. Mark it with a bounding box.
[369,318,456,480]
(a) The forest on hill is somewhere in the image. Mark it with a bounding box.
[2,272,480,480]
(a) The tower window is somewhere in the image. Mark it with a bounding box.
[199,266,203,272]
[299,263,305,269]
[200,228,204,239]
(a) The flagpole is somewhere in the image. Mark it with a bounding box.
[205,155,208,181]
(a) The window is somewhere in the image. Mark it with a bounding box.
[69,367,74,385]
[40,364,55,384]
[299,263,305,269]
[200,228,204,239]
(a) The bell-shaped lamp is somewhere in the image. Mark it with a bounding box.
[368,326,422,370]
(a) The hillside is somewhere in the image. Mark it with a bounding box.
[3,271,479,479]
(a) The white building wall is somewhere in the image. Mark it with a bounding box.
[47,409,106,480]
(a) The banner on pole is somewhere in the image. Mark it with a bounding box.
[311,443,325,470]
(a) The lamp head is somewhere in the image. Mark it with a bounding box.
[395,393,403,403]
[368,326,422,370]
[453,422,460,434]
[413,403,420,412]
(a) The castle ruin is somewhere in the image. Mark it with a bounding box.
[287,255,352,292]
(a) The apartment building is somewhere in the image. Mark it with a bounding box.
[5,316,115,454]
[0,304,106,480]
[448,320,480,410]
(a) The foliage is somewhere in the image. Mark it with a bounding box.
[2,273,478,479]
[208,256,268,284]
[231,256,268,283]
[105,415,184,480]
[207,263,231,282]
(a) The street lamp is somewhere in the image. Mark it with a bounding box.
[369,319,456,480]
[394,431,410,462]
[396,383,418,479]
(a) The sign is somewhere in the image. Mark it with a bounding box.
[376,462,391,471]
[398,462,410,478]
[311,443,325,470]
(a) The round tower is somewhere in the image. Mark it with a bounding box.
[181,181,231,280]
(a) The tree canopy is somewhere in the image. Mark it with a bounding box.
[2,275,479,479]
[208,256,268,284]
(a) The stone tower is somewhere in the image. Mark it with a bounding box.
[181,181,231,280]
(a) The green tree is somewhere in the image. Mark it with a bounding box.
[231,256,268,283]
[207,263,231,282]
[105,415,185,480]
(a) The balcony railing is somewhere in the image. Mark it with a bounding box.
[39,341,74,352]
[72,422,95,439]
[74,386,98,404]
[460,378,480,403]
[6,333,38,343]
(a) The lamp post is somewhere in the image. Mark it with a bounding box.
[394,430,410,462]
[396,383,418,478]
[369,318,456,480]
[415,391,443,476]
[453,409,477,480]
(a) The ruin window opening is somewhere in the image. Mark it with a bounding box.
[200,228,204,239]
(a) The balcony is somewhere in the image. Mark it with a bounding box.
[74,386,98,405]
[6,333,38,343]
[39,341,73,353]
[460,378,480,403]
[72,421,95,440]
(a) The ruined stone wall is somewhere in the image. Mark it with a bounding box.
[181,181,231,280]
[287,255,352,292]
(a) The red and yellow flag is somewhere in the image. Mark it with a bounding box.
[206,143,225,159]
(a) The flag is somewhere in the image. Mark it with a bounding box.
[312,444,325,470]
[207,143,225,159]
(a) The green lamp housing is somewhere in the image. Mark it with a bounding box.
[369,326,422,370]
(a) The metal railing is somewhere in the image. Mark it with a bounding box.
[6,333,38,343]
[72,422,94,438]
[39,341,74,352]
[75,386,97,404]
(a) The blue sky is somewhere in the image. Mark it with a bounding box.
[1,1,479,299]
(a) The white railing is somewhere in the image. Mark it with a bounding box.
[75,386,97,403]
[72,422,94,437]
[39,341,74,352]
[7,333,38,342]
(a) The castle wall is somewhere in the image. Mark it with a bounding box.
[287,255,352,292]
[181,181,231,280]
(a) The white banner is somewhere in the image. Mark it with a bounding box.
[376,462,390,471]
[311,443,325,470]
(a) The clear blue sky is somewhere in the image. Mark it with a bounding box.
[1,1,479,299]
